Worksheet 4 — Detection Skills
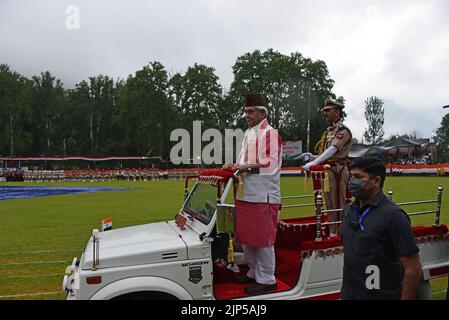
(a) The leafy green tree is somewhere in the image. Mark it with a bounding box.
[363,96,385,145]
[0,64,32,156]
[285,56,340,152]
[227,49,336,149]
[435,114,449,162]
[169,63,224,129]
[227,49,291,129]
[0,51,340,160]
[30,71,66,155]
[67,75,115,155]
[117,61,175,157]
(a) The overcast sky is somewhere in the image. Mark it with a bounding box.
[1,0,448,141]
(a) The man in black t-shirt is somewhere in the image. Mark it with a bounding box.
[341,157,421,300]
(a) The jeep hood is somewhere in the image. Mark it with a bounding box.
[80,221,188,270]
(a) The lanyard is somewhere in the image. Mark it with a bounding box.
[357,206,372,232]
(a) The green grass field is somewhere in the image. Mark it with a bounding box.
[1,176,448,300]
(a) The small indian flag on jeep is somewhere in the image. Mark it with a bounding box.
[102,217,112,231]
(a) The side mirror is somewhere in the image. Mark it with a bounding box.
[216,204,236,234]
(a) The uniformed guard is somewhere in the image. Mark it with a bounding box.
[300,97,352,236]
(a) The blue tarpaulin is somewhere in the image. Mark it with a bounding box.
[0,186,125,200]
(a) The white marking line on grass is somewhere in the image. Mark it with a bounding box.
[0,260,67,267]
[3,273,63,279]
[0,291,61,299]
[0,249,79,256]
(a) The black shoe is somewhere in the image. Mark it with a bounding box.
[244,282,277,295]
[234,275,255,284]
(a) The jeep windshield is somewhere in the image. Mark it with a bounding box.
[182,182,218,225]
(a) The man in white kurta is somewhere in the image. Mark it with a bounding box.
[223,92,282,295]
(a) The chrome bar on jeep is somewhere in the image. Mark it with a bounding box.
[321,208,344,213]
[397,200,438,206]
[315,191,323,242]
[393,185,443,225]
[293,185,443,243]
[387,189,394,200]
[281,194,314,200]
[407,210,438,217]
[282,203,315,208]
[435,185,443,226]
[281,194,314,209]
[388,185,443,226]
[92,229,99,271]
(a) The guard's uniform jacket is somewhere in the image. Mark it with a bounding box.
[322,120,352,211]
[341,191,420,299]
[323,120,352,160]
[311,120,352,235]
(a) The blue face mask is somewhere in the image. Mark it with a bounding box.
[348,178,369,200]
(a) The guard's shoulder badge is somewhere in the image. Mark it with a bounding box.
[337,124,352,137]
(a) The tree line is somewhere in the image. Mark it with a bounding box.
[3,48,444,163]
[363,96,449,163]
[0,49,341,161]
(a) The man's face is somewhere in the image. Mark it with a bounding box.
[323,106,340,124]
[245,107,265,127]
[349,167,382,199]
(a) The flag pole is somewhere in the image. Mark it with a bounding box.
[306,86,311,153]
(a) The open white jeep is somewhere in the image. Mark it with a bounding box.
[62,170,449,300]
